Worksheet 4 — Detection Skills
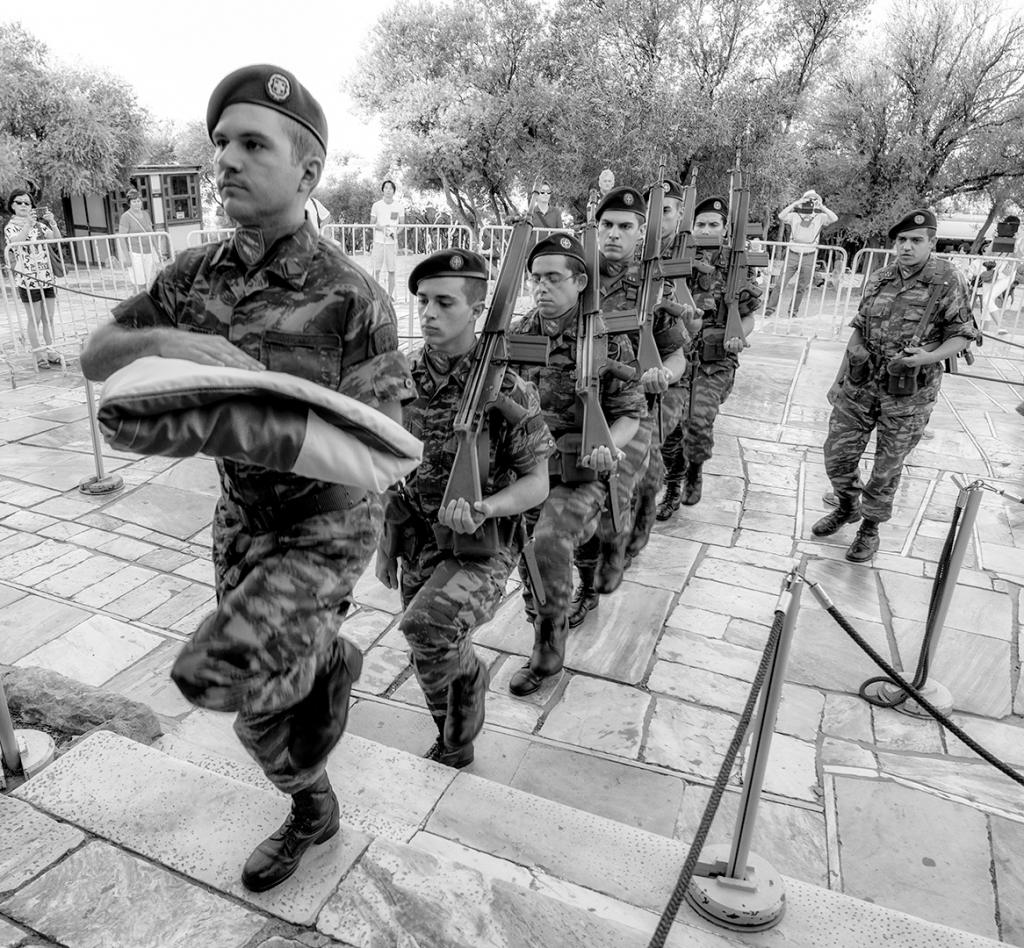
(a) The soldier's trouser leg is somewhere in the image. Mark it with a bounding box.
[173,499,380,796]
[519,481,606,622]
[859,391,936,523]
[628,439,664,557]
[661,420,686,483]
[399,543,514,732]
[823,382,880,511]
[683,361,736,467]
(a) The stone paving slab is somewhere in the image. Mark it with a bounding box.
[0,842,266,948]
[0,918,30,948]
[509,741,685,837]
[990,816,1024,947]
[99,484,214,539]
[833,776,999,940]
[317,836,661,948]
[0,796,84,896]
[14,732,370,925]
[0,591,90,664]
[426,772,686,913]
[0,442,129,491]
[15,613,163,687]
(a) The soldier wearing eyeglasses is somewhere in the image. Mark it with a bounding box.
[506,233,644,696]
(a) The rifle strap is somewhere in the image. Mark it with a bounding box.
[913,282,946,341]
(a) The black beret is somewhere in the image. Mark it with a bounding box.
[207,65,328,153]
[645,179,686,203]
[888,208,937,240]
[596,187,647,220]
[694,196,728,220]
[408,250,488,293]
[528,233,586,269]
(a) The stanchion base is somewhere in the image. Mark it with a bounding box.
[14,728,55,777]
[685,845,786,932]
[865,679,954,718]
[79,474,124,496]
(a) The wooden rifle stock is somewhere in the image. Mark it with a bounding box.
[577,223,632,534]
[435,220,533,557]
[659,166,699,313]
[721,167,770,349]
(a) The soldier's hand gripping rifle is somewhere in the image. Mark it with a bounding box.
[571,222,636,534]
[706,167,769,361]
[433,220,533,559]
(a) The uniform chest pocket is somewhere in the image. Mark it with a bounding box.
[262,330,342,389]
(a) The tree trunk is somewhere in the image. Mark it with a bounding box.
[970,199,1000,254]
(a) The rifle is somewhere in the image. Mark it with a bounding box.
[570,222,637,533]
[704,166,769,361]
[433,220,533,558]
[660,165,700,314]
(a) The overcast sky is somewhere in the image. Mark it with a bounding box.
[11,0,398,170]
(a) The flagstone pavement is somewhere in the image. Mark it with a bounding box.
[0,329,1022,946]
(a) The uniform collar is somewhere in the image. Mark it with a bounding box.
[413,344,472,389]
[211,220,318,288]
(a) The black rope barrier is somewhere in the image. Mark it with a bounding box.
[647,609,785,948]
[6,266,130,302]
[807,579,1024,788]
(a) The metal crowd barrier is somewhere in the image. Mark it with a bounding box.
[1,231,173,368]
[478,225,573,312]
[186,227,235,248]
[752,240,850,337]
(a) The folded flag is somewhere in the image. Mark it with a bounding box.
[97,356,422,492]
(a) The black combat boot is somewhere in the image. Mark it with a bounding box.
[681,462,703,506]
[596,538,627,594]
[287,637,363,770]
[569,567,599,629]
[846,519,880,562]
[241,773,340,892]
[656,480,682,521]
[445,659,488,749]
[424,713,474,769]
[509,616,569,697]
[811,499,862,537]
[627,490,658,559]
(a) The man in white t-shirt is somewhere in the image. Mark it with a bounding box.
[370,179,404,296]
[765,190,837,318]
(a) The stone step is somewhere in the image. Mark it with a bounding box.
[5,730,1004,948]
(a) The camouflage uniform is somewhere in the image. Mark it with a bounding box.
[509,305,645,621]
[114,222,413,794]
[824,257,974,522]
[605,255,689,557]
[391,345,553,722]
[662,248,759,477]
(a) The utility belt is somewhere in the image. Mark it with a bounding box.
[383,486,517,561]
[236,484,365,535]
[846,353,934,397]
[549,432,598,485]
[695,327,738,364]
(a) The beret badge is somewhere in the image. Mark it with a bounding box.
[450,254,464,270]
[914,214,925,224]
[623,193,635,206]
[560,237,572,249]
[266,74,291,102]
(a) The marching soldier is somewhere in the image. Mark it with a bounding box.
[81,65,414,892]
[657,195,762,519]
[507,233,645,694]
[375,250,553,765]
[572,186,691,616]
[812,209,975,561]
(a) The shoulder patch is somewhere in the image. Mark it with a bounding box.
[373,323,399,352]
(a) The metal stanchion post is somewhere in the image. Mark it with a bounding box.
[862,478,983,717]
[79,377,124,496]
[685,571,803,933]
[0,676,23,773]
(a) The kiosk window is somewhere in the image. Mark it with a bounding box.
[162,174,200,222]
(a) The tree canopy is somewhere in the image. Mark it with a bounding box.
[351,0,1024,242]
[0,21,147,202]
